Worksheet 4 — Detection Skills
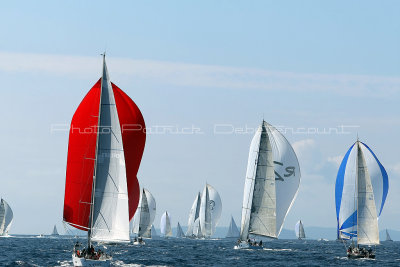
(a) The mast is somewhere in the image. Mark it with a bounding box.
[87,53,105,248]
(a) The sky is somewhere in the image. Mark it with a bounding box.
[0,1,399,235]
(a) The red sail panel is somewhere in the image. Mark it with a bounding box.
[63,79,101,231]
[112,83,146,220]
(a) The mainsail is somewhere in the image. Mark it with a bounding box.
[295,220,305,239]
[239,121,300,241]
[52,225,59,236]
[0,199,13,236]
[176,222,185,238]
[63,56,146,245]
[226,216,240,238]
[199,184,222,238]
[132,188,156,237]
[160,211,172,237]
[186,192,201,236]
[335,141,388,244]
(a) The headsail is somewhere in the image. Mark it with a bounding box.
[186,192,201,236]
[132,188,156,237]
[295,220,305,239]
[63,56,146,244]
[226,216,240,238]
[160,211,172,237]
[0,199,13,236]
[199,184,222,237]
[335,141,388,243]
[176,222,185,238]
[239,121,300,241]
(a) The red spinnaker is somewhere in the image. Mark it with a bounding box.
[63,79,146,230]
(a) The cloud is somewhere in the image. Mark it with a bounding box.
[327,155,343,167]
[391,163,400,176]
[292,139,316,157]
[0,51,399,97]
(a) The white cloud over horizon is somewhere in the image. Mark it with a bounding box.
[0,51,399,97]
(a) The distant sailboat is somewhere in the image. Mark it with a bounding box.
[160,211,172,237]
[385,229,393,242]
[199,184,222,238]
[0,199,13,236]
[335,140,388,259]
[235,120,301,249]
[132,188,156,239]
[226,216,240,238]
[51,225,59,236]
[176,222,185,238]
[63,54,146,266]
[151,225,158,237]
[295,220,305,240]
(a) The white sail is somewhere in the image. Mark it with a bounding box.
[226,216,240,238]
[186,192,201,236]
[295,220,305,239]
[0,199,13,236]
[90,60,130,243]
[132,188,156,237]
[199,184,222,237]
[52,225,59,236]
[176,222,185,238]
[356,143,379,245]
[151,225,158,237]
[160,211,172,237]
[240,121,300,241]
[192,218,202,238]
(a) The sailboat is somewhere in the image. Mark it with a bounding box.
[63,54,146,266]
[226,216,240,238]
[176,222,185,238]
[51,225,59,236]
[186,192,201,237]
[151,225,159,238]
[131,188,156,243]
[160,211,172,237]
[0,198,13,237]
[385,229,393,242]
[335,140,388,259]
[295,220,305,240]
[235,120,301,249]
[199,184,222,238]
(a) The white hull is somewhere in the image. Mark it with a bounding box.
[234,241,263,250]
[133,240,145,245]
[72,254,111,267]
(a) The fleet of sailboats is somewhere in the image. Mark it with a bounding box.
[335,140,389,259]
[0,199,13,237]
[235,120,301,249]
[295,220,305,240]
[63,54,146,266]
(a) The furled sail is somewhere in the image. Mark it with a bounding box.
[63,56,146,244]
[0,199,13,236]
[335,141,388,243]
[132,188,156,237]
[52,225,59,236]
[186,192,201,236]
[295,220,305,239]
[199,184,222,237]
[176,222,185,238]
[240,121,300,241]
[160,211,172,237]
[226,216,240,238]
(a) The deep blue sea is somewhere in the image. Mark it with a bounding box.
[0,236,399,266]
